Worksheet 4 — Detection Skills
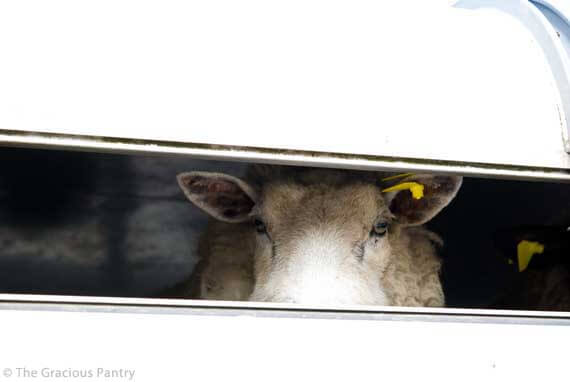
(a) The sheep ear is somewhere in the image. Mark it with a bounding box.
[177,171,257,223]
[383,174,462,226]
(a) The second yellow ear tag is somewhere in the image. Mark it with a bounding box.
[516,240,545,272]
[382,182,425,200]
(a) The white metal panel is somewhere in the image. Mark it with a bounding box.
[530,0,570,151]
[0,0,568,170]
[0,295,568,382]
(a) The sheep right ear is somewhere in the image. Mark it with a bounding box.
[177,172,258,223]
[383,174,462,226]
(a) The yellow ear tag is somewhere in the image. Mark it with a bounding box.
[516,240,545,272]
[382,182,425,200]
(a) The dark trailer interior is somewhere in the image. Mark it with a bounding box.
[1,146,569,311]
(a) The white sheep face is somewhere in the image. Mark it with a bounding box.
[248,182,393,305]
[178,168,461,306]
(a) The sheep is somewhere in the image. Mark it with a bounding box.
[498,266,570,311]
[492,225,570,311]
[171,165,462,307]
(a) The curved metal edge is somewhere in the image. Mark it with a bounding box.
[531,0,570,27]
[455,0,570,153]
[529,0,570,152]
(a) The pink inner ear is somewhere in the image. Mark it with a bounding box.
[390,192,430,224]
[184,176,242,195]
[208,181,242,194]
[388,176,461,226]
[183,175,255,220]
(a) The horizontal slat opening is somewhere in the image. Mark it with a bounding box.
[1,145,570,315]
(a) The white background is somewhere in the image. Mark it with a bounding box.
[0,307,567,382]
[1,2,569,380]
[0,0,568,169]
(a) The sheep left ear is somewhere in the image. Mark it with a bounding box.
[383,174,462,226]
[177,171,258,223]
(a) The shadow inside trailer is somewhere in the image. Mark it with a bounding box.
[0,147,568,309]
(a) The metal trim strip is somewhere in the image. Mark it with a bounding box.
[1,294,570,324]
[1,129,570,182]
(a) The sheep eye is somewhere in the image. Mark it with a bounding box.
[253,218,267,234]
[372,220,388,236]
